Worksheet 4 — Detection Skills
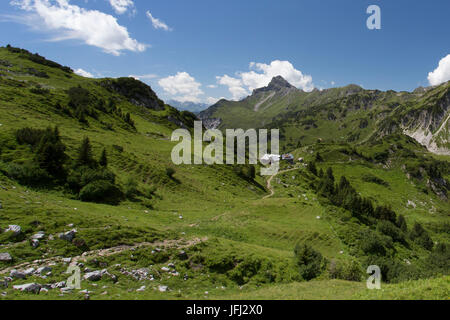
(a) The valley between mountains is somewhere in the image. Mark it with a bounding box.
[0,46,448,300]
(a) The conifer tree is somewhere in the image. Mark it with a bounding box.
[99,148,108,167]
[35,126,66,177]
[396,214,408,232]
[77,137,95,167]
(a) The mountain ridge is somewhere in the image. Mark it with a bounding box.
[199,76,449,155]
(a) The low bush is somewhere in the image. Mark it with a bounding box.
[294,242,325,281]
[15,127,46,147]
[410,223,434,250]
[1,162,50,186]
[359,230,393,256]
[328,259,364,281]
[377,220,406,244]
[79,180,123,204]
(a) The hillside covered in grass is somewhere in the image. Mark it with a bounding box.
[0,46,448,300]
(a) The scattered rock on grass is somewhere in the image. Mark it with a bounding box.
[0,253,12,262]
[158,285,168,292]
[13,283,42,294]
[36,266,52,275]
[10,270,26,279]
[178,251,188,260]
[31,231,45,240]
[31,239,40,248]
[23,268,35,277]
[59,229,77,242]
[5,225,21,235]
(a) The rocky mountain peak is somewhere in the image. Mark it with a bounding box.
[253,76,296,95]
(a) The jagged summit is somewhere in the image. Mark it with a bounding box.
[253,76,296,94]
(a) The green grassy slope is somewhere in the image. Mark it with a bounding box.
[0,46,448,300]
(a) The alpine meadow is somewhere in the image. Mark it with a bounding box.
[0,0,449,304]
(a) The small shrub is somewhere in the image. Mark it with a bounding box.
[30,87,50,95]
[425,243,449,276]
[67,166,115,193]
[410,223,434,250]
[362,174,389,187]
[359,230,392,256]
[294,242,325,281]
[328,259,364,281]
[79,180,123,204]
[2,162,50,186]
[377,220,405,244]
[124,176,139,199]
[166,167,176,178]
[15,127,46,147]
[142,185,157,199]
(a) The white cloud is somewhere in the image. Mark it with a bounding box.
[428,54,450,86]
[205,96,224,105]
[207,84,218,88]
[108,0,134,15]
[146,11,172,31]
[10,0,147,56]
[158,72,204,103]
[216,60,314,100]
[75,68,94,78]
[216,74,250,100]
[129,73,158,81]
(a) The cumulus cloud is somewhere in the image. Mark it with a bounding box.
[216,60,314,100]
[75,68,94,78]
[216,74,250,100]
[158,72,204,103]
[10,0,147,56]
[206,96,224,105]
[146,11,172,31]
[108,0,134,15]
[129,73,158,81]
[428,54,450,86]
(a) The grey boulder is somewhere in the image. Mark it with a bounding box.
[13,283,42,294]
[5,225,21,235]
[59,229,77,242]
[0,252,12,262]
[31,232,45,240]
[10,270,26,279]
[84,271,103,281]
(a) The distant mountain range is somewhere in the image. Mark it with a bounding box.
[167,100,210,113]
[199,76,450,155]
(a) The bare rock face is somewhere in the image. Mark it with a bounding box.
[253,76,296,95]
[202,118,222,130]
[100,78,165,111]
[402,86,450,155]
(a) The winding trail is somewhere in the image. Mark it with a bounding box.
[262,167,301,200]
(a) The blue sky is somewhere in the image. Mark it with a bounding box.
[1,0,449,104]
